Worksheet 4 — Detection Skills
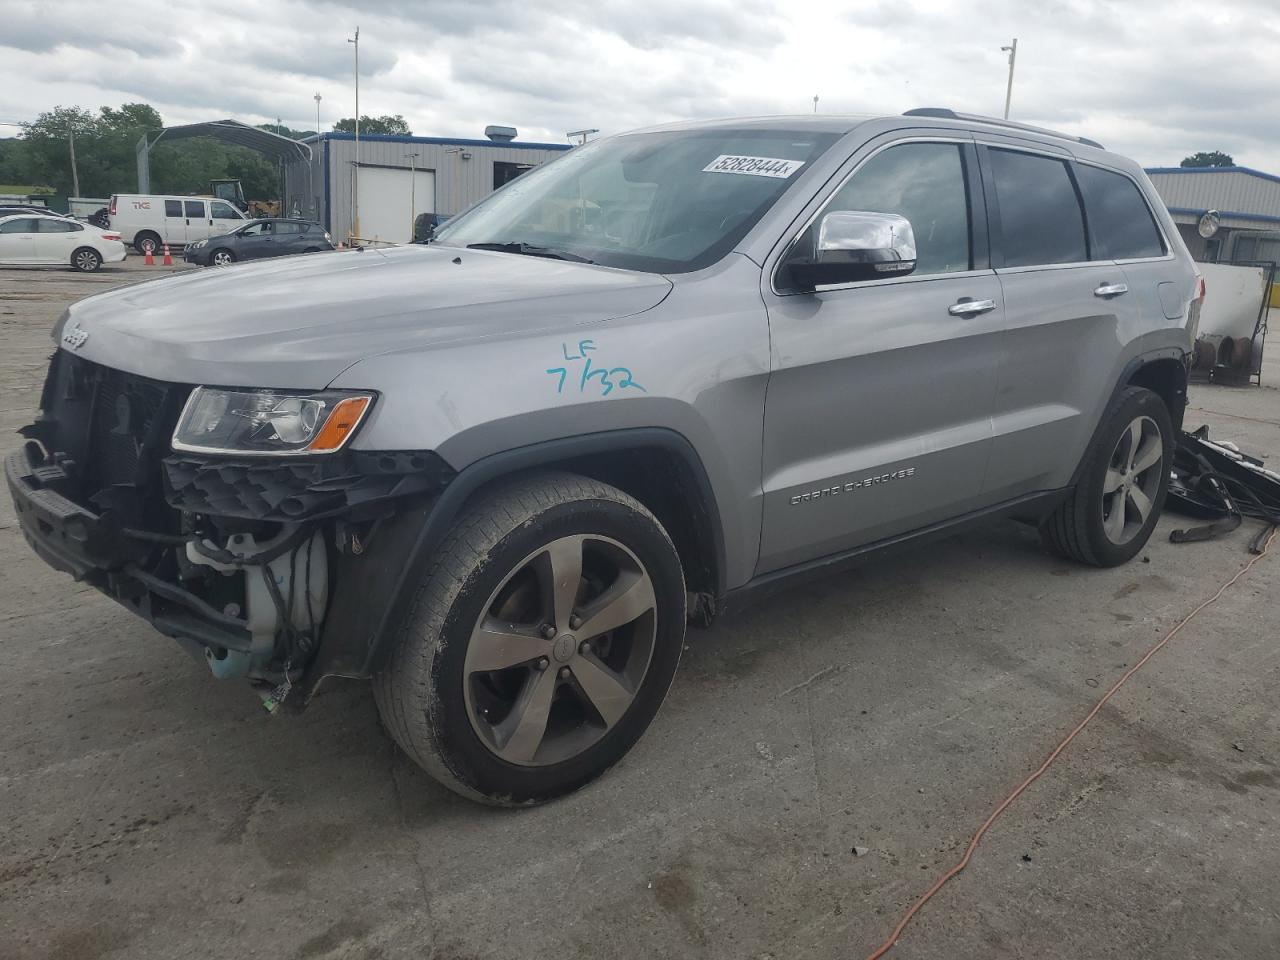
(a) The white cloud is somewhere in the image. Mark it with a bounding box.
[0,0,1276,169]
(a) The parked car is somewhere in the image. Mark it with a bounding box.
[0,204,57,218]
[7,110,1199,805]
[184,218,335,266]
[108,193,248,254]
[0,213,126,271]
[412,212,450,244]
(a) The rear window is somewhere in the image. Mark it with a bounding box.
[1075,165,1165,260]
[989,149,1088,267]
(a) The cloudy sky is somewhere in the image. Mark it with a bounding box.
[1,0,1277,169]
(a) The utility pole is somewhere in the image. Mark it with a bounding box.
[405,152,419,238]
[1001,38,1018,119]
[348,26,360,242]
[68,127,80,198]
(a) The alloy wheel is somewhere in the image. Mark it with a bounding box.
[462,534,658,767]
[1102,415,1163,545]
[212,251,233,266]
[73,250,99,271]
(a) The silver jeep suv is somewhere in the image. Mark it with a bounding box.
[6,110,1200,804]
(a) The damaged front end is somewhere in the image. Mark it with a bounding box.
[5,351,453,708]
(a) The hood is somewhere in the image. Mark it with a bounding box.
[62,244,672,389]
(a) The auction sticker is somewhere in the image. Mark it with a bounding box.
[702,155,805,178]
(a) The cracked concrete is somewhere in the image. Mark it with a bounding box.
[2,262,1279,958]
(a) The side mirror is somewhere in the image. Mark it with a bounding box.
[785,211,917,291]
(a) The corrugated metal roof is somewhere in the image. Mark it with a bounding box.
[305,132,571,152]
[1145,166,1280,226]
[145,120,312,162]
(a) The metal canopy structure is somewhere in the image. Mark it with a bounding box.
[135,119,312,192]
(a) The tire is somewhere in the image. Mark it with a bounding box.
[1040,386,1173,567]
[71,247,102,272]
[374,472,686,805]
[134,231,161,255]
[210,249,236,266]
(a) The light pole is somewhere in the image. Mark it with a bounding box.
[348,26,360,242]
[405,152,419,239]
[1001,38,1018,119]
[314,92,322,136]
[813,94,819,114]
[68,126,80,198]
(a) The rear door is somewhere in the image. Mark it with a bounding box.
[0,217,41,262]
[268,221,305,257]
[183,199,208,243]
[979,143,1142,500]
[758,136,1005,573]
[163,199,187,246]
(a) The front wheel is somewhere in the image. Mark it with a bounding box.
[1041,386,1173,566]
[210,248,235,266]
[374,472,686,805]
[71,247,102,272]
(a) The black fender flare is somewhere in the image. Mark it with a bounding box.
[301,427,726,701]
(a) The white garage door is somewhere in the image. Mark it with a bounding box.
[356,166,435,244]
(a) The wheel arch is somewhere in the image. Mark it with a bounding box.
[69,245,100,268]
[301,428,726,701]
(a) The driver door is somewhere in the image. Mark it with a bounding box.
[757,137,1005,573]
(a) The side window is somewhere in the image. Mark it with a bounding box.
[988,149,1088,267]
[210,201,241,220]
[241,222,268,236]
[164,200,183,217]
[1075,165,1165,260]
[819,142,972,276]
[184,200,206,219]
[0,218,38,233]
[36,219,76,232]
[274,222,302,235]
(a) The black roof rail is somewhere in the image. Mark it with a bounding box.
[903,108,1105,150]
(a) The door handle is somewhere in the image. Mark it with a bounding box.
[948,297,997,317]
[1094,282,1128,298]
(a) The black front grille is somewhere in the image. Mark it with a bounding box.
[28,352,188,511]
[84,365,172,492]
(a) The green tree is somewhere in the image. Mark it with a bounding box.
[1180,151,1234,168]
[21,106,98,195]
[333,114,411,136]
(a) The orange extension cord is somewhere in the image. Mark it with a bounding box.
[865,526,1278,960]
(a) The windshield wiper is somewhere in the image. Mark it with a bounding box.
[465,241,595,264]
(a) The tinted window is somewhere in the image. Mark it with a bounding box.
[165,200,183,217]
[241,222,270,236]
[274,222,303,235]
[1075,165,1164,260]
[0,218,38,234]
[36,219,77,232]
[989,149,1087,267]
[184,200,206,219]
[820,142,971,276]
[210,201,240,220]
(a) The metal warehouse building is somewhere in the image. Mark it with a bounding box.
[284,128,570,244]
[1146,165,1280,264]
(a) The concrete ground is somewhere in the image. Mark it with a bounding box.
[1,260,1278,960]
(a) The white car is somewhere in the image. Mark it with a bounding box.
[0,214,127,272]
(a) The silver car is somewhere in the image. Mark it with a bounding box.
[6,109,1199,804]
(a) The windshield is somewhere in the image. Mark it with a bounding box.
[434,128,840,273]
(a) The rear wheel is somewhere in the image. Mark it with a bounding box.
[70,247,102,272]
[374,472,686,805]
[1041,386,1173,566]
[134,231,161,255]
[210,248,235,266]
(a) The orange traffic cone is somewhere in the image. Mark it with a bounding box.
[162,244,173,266]
[144,246,154,266]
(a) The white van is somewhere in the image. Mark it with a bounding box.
[109,194,248,254]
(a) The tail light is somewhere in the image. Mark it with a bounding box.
[109,196,117,216]
[101,232,121,241]
[1188,274,1206,341]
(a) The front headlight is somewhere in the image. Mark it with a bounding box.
[172,387,374,455]
[189,239,207,249]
